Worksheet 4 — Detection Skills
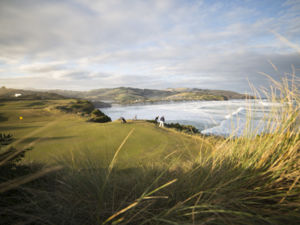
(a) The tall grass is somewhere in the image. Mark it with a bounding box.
[0,77,299,225]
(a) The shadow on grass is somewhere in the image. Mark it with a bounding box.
[0,125,42,131]
[0,113,8,122]
[18,136,75,144]
[1,154,298,225]
[26,101,47,107]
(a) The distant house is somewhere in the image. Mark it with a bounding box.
[14,93,22,97]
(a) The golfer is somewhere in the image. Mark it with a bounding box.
[159,116,165,127]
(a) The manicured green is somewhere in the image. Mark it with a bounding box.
[0,100,206,167]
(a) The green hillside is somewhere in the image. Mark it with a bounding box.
[46,87,251,104]
[0,86,65,101]
[0,100,205,165]
[1,86,252,105]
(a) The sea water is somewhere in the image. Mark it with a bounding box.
[100,100,282,136]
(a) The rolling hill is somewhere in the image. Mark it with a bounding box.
[0,86,253,105]
[47,87,252,104]
[0,87,65,101]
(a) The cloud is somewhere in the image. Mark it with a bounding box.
[0,0,299,92]
[19,62,67,74]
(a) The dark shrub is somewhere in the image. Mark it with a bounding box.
[165,123,199,134]
[90,109,111,123]
[0,134,33,181]
[146,121,199,134]
[56,100,94,114]
[91,109,106,117]
[89,115,111,123]
[56,100,111,123]
[0,133,13,145]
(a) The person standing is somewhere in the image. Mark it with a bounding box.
[120,117,127,123]
[159,116,165,127]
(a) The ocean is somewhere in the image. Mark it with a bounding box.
[100,100,282,136]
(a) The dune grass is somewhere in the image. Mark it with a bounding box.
[0,77,299,225]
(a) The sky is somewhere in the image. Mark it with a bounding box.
[0,0,300,93]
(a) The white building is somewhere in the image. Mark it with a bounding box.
[14,93,22,97]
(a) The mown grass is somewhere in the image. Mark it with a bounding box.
[0,77,299,225]
[0,99,204,166]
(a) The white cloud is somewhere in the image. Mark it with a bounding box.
[0,0,299,92]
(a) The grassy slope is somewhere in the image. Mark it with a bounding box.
[1,82,299,225]
[0,100,205,166]
[48,87,249,104]
[0,87,65,100]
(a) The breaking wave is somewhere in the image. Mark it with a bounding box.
[225,107,246,119]
[101,99,281,137]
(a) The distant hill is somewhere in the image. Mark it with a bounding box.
[47,87,253,105]
[0,87,65,101]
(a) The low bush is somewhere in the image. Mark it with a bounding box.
[88,109,112,123]
[0,133,13,145]
[146,120,199,134]
[56,100,94,114]
[91,109,106,117]
[89,115,112,123]
[56,101,112,123]
[165,122,199,134]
